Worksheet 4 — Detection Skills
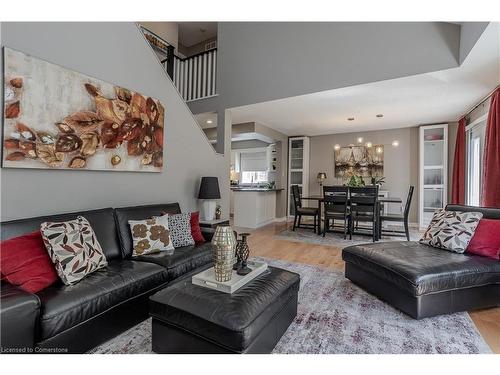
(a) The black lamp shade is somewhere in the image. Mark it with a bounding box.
[198,177,221,199]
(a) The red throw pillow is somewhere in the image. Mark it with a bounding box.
[466,219,500,260]
[190,211,205,243]
[0,230,59,293]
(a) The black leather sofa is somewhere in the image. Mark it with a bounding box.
[342,204,500,319]
[0,203,212,353]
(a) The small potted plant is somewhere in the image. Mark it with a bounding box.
[215,204,222,220]
[346,174,365,187]
[370,175,385,186]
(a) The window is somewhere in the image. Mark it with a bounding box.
[469,137,481,206]
[240,171,268,184]
[466,117,487,206]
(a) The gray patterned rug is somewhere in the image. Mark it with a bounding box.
[274,226,422,247]
[90,258,491,354]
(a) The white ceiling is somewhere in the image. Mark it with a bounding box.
[230,23,500,136]
[194,112,217,129]
[178,22,217,47]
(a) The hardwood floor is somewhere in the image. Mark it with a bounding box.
[235,219,500,354]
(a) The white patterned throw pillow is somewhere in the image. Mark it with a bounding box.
[165,213,195,248]
[41,216,108,285]
[128,215,175,256]
[419,209,483,253]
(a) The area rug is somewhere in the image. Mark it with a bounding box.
[90,258,491,354]
[274,227,421,248]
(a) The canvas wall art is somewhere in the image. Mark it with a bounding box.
[334,144,384,178]
[2,47,164,172]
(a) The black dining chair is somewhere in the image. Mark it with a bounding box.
[378,186,414,241]
[323,186,351,239]
[291,185,319,233]
[349,186,379,242]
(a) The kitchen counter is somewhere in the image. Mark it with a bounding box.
[231,187,284,192]
[232,188,282,228]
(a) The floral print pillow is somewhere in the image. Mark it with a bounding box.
[419,209,483,253]
[128,215,174,256]
[40,216,108,285]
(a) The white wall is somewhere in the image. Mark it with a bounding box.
[0,22,229,221]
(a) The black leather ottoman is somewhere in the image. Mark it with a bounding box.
[149,266,300,353]
[342,241,500,319]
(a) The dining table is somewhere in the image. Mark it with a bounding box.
[301,194,403,237]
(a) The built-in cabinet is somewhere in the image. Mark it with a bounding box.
[288,136,310,217]
[267,143,277,171]
[419,124,448,230]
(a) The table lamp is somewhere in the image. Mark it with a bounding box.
[317,172,327,187]
[198,176,221,221]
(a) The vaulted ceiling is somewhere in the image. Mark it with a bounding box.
[229,22,499,136]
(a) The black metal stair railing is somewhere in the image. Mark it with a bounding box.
[141,25,217,102]
[165,49,217,102]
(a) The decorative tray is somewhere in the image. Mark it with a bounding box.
[192,260,268,294]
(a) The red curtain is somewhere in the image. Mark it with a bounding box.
[481,89,500,207]
[451,118,466,204]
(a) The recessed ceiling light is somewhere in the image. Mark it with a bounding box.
[357,137,364,144]
[206,120,213,124]
[392,140,399,147]
[376,114,384,118]
[347,117,355,121]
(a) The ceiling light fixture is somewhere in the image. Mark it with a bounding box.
[357,137,364,144]
[392,140,399,147]
[376,114,384,118]
[334,144,341,151]
[206,120,213,124]
[347,117,355,121]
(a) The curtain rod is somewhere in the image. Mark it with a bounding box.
[461,85,499,119]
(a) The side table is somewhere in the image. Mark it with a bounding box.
[199,218,230,241]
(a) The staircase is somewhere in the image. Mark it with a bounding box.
[141,26,217,102]
[167,49,217,102]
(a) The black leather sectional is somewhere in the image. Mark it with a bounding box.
[342,204,500,319]
[0,203,213,354]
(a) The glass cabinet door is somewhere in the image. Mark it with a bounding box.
[420,125,447,228]
[288,137,309,217]
[290,140,304,170]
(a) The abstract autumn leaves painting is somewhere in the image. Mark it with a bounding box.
[2,47,164,172]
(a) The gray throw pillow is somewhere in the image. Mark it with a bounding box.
[165,213,195,248]
[419,209,483,253]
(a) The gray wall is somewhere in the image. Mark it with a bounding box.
[218,22,461,109]
[309,122,464,224]
[459,22,489,64]
[231,140,270,149]
[253,122,288,218]
[0,22,229,221]
[308,127,420,223]
[179,37,217,58]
